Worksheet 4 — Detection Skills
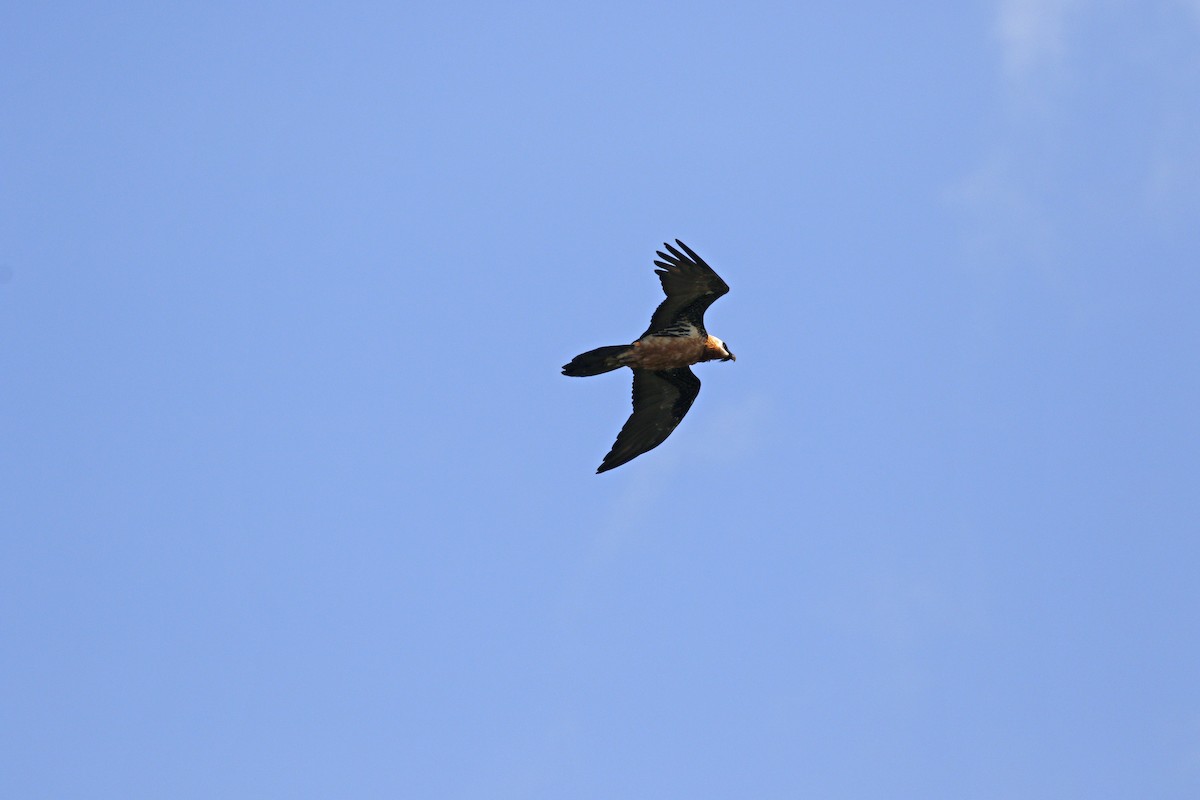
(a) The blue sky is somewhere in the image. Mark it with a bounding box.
[3,1,1199,797]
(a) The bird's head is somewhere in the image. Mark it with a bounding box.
[705,335,736,362]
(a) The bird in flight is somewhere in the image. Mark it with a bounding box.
[562,240,735,473]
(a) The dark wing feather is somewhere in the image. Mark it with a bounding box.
[596,368,701,473]
[643,239,730,336]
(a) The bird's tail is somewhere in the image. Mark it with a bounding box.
[561,345,630,377]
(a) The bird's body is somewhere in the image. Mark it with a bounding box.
[562,240,735,473]
[625,333,707,371]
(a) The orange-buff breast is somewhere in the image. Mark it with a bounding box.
[627,336,706,370]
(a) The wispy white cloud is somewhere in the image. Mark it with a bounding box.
[587,451,679,566]
[573,390,769,584]
[946,1,1084,275]
[944,150,1062,275]
[815,563,976,648]
[996,0,1079,78]
[1144,144,1200,218]
[953,0,1200,272]
[1184,0,1200,26]
[587,392,767,551]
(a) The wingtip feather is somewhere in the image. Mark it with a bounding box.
[674,239,702,262]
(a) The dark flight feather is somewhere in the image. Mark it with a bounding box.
[596,367,702,473]
[642,239,730,337]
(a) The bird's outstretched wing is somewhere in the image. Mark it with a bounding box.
[597,367,701,473]
[643,240,730,336]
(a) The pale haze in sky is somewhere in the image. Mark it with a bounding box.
[3,2,1199,798]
